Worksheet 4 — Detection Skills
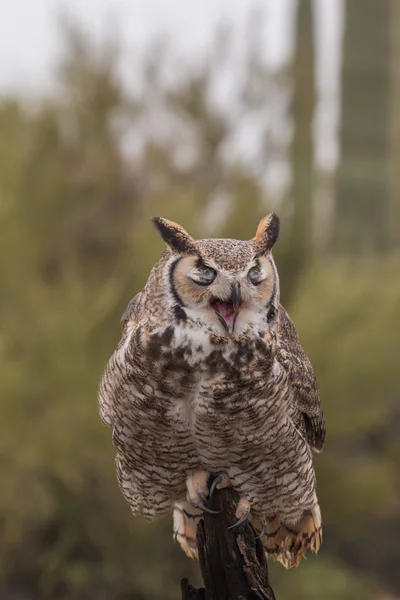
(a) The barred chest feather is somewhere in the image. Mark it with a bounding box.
[128,319,294,467]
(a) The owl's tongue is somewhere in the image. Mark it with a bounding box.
[212,300,237,331]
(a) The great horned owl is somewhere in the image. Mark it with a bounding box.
[99,214,325,568]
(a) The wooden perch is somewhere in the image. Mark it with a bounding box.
[181,488,276,600]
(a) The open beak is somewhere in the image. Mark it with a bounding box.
[211,282,242,334]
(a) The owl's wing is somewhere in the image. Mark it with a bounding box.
[120,292,142,331]
[276,305,326,452]
[99,293,142,426]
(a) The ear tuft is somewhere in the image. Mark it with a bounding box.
[253,213,280,254]
[152,217,198,255]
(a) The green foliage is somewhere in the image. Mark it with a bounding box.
[291,259,400,527]
[271,556,377,600]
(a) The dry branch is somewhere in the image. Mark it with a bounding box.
[181,488,276,600]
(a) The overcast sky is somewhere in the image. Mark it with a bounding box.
[0,0,343,169]
[0,1,292,92]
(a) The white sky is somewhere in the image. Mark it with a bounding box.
[0,0,343,170]
[0,0,288,92]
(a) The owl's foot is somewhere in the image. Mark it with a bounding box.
[280,504,322,567]
[173,501,202,559]
[186,471,220,515]
[228,496,251,529]
[261,504,322,568]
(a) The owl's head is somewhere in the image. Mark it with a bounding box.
[152,214,280,336]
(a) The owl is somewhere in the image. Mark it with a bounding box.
[99,214,325,568]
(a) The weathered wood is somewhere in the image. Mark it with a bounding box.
[181,578,205,600]
[181,488,276,600]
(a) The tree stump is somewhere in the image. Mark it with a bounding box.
[181,488,276,600]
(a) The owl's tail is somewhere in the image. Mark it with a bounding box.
[258,503,322,569]
[173,501,203,559]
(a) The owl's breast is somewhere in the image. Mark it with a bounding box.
[115,322,295,479]
[176,329,282,423]
[139,322,283,421]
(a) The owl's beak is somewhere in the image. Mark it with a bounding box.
[211,283,242,334]
[231,282,241,312]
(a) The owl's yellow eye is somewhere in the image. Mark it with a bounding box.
[190,268,216,286]
[248,265,264,285]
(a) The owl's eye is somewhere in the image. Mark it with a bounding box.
[248,266,263,285]
[190,268,217,286]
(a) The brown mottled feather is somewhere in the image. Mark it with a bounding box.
[121,293,141,331]
[277,305,325,452]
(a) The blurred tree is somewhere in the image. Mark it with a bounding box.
[335,0,391,252]
[280,0,315,305]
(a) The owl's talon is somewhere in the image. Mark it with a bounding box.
[255,520,267,539]
[188,471,221,513]
[197,504,220,515]
[187,470,220,513]
[228,509,250,529]
[195,493,220,515]
[209,475,222,501]
[229,496,251,529]
[208,473,231,502]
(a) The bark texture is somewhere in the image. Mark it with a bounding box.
[181,488,276,600]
